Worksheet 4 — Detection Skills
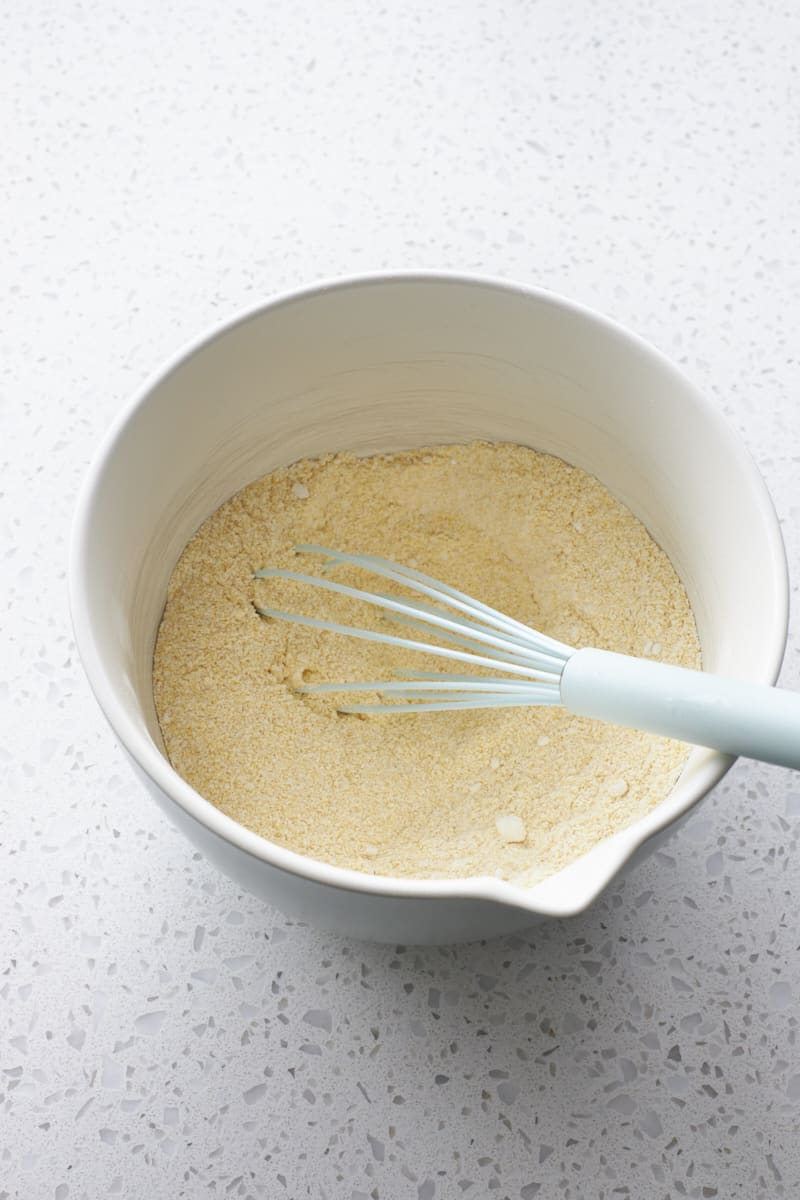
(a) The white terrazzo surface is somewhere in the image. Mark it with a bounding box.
[3,1,800,1196]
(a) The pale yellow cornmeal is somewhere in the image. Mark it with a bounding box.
[153,442,700,886]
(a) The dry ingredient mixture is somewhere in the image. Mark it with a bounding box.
[153,441,700,886]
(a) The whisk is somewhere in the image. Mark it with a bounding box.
[254,545,800,771]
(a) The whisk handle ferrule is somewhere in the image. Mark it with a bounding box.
[560,648,800,770]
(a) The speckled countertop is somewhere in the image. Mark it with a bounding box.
[3,2,800,1197]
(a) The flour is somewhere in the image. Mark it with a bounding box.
[152,441,700,886]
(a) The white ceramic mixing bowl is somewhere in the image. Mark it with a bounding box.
[69,274,788,944]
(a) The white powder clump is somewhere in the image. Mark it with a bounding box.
[496,814,527,843]
[153,441,700,886]
[606,778,630,798]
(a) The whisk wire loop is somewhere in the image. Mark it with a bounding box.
[254,545,572,709]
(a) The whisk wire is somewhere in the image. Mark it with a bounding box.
[299,678,543,694]
[336,693,562,715]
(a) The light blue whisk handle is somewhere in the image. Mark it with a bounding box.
[560,648,800,770]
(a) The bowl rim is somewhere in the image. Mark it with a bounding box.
[68,270,790,918]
